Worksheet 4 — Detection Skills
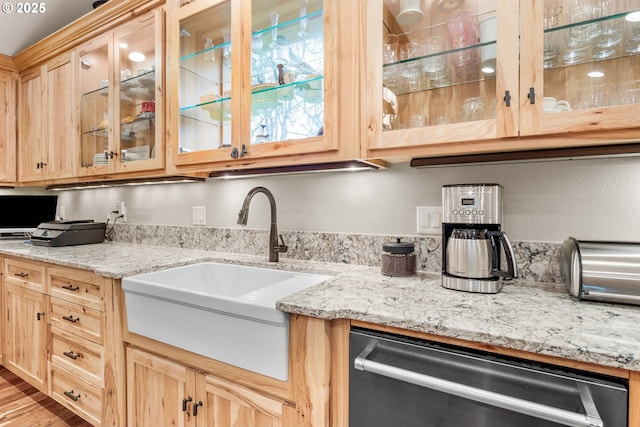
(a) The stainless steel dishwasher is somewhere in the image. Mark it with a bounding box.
[350,328,628,427]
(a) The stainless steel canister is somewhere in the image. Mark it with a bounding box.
[560,237,640,305]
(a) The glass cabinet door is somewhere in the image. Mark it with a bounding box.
[379,0,500,131]
[79,35,111,173]
[522,0,640,136]
[115,12,159,168]
[177,1,232,155]
[249,0,324,145]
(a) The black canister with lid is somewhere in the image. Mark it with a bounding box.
[381,238,417,277]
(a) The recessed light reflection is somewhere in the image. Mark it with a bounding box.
[587,71,605,78]
[128,52,146,62]
[119,42,128,49]
[625,11,640,22]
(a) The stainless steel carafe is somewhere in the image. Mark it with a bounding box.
[446,228,492,278]
[446,228,517,280]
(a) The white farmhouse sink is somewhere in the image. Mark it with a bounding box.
[122,262,331,381]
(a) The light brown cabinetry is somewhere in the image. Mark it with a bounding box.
[0,68,17,184]
[18,52,77,183]
[18,68,45,181]
[126,314,335,427]
[0,256,3,366]
[1,257,126,427]
[166,0,362,174]
[127,347,285,427]
[364,0,640,160]
[46,265,126,427]
[78,9,165,178]
[3,258,48,392]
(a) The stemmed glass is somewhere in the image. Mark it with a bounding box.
[298,0,309,37]
[220,27,231,69]
[269,12,280,48]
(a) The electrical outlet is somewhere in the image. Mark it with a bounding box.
[58,206,66,221]
[192,206,206,226]
[115,201,127,222]
[417,206,441,234]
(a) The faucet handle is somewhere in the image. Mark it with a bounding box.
[277,234,288,253]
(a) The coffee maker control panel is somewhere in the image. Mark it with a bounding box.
[442,184,502,224]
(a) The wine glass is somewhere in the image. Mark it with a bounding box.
[298,0,309,37]
[269,12,280,48]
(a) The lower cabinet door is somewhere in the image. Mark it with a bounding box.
[4,283,48,391]
[199,374,284,427]
[126,347,194,427]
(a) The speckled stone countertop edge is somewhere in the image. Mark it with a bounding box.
[1,240,639,372]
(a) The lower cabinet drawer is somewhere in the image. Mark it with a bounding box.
[51,326,104,388]
[50,364,102,427]
[50,297,103,344]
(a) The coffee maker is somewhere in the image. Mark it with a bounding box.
[442,184,518,293]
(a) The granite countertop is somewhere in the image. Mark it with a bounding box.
[1,240,639,372]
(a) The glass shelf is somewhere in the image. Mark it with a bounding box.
[253,9,323,40]
[543,11,640,70]
[82,116,155,135]
[120,71,156,103]
[383,41,497,95]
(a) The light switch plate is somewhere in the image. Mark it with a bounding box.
[417,206,441,235]
[192,206,206,225]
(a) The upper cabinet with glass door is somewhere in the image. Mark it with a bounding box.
[169,0,355,171]
[79,33,111,176]
[172,0,233,163]
[249,0,325,147]
[365,0,519,156]
[78,9,164,177]
[520,0,640,137]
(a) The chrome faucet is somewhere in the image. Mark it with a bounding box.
[237,186,288,262]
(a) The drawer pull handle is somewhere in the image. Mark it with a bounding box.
[182,397,192,412]
[36,312,45,321]
[14,272,29,278]
[62,314,80,323]
[64,390,80,401]
[63,350,82,360]
[62,284,80,291]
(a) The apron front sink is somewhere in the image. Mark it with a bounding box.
[122,262,331,380]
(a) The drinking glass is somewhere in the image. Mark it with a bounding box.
[447,9,479,68]
[400,40,427,90]
[461,97,487,122]
[422,35,446,77]
[622,80,640,104]
[407,114,426,127]
[543,1,563,68]
[383,34,399,64]
[566,0,602,50]
[592,0,623,59]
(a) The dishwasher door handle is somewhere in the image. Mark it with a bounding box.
[354,347,604,427]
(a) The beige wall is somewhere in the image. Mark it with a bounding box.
[51,156,640,243]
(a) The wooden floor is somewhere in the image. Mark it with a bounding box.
[0,366,92,427]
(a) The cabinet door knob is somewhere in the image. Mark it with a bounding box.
[193,401,203,416]
[527,87,535,104]
[182,397,192,412]
[503,90,511,107]
[36,312,45,321]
